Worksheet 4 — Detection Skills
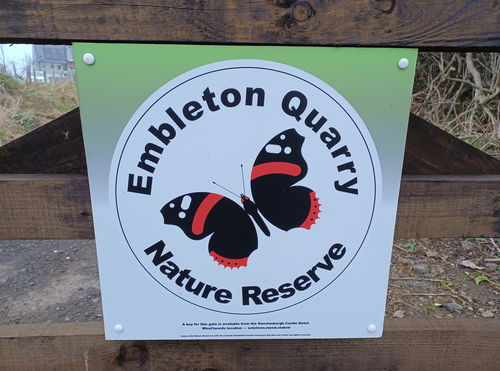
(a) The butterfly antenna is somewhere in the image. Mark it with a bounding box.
[212,181,239,198]
[240,164,246,196]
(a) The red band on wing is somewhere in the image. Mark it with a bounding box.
[251,162,301,180]
[210,251,249,269]
[192,193,224,235]
[299,191,321,230]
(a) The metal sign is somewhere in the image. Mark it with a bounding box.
[75,44,416,340]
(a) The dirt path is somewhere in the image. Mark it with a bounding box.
[0,240,101,324]
[0,238,498,324]
[387,238,499,319]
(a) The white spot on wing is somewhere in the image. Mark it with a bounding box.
[181,195,192,210]
[265,144,281,154]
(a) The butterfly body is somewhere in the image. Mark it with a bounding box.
[161,129,320,268]
[241,195,271,237]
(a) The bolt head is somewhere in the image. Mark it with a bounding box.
[83,53,95,65]
[398,58,409,70]
[367,324,377,333]
[114,323,124,333]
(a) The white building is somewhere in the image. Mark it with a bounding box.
[32,45,74,83]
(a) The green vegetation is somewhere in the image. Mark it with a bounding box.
[439,280,454,289]
[401,241,419,253]
[474,274,500,287]
[0,71,78,145]
[14,113,35,129]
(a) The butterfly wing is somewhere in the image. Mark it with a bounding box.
[160,192,257,268]
[250,129,320,231]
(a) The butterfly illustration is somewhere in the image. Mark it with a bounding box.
[160,128,320,268]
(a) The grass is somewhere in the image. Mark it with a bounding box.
[0,73,78,145]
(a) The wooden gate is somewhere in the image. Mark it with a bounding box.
[0,1,499,369]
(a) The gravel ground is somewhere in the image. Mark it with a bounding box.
[387,238,499,319]
[0,240,101,324]
[0,238,498,324]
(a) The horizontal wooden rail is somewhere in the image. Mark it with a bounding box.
[0,174,93,239]
[0,174,499,239]
[0,0,498,49]
[0,319,499,370]
[395,175,500,238]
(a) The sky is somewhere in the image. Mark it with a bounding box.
[0,44,33,75]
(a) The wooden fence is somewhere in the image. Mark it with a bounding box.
[0,1,499,369]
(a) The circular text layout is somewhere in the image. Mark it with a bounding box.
[110,60,381,314]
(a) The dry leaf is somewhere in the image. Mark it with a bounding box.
[460,260,484,270]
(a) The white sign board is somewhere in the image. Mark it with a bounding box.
[75,44,417,340]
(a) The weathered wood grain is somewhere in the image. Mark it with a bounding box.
[1,174,499,239]
[396,175,500,237]
[403,113,500,175]
[0,109,87,174]
[0,319,498,370]
[0,174,93,239]
[0,0,498,49]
